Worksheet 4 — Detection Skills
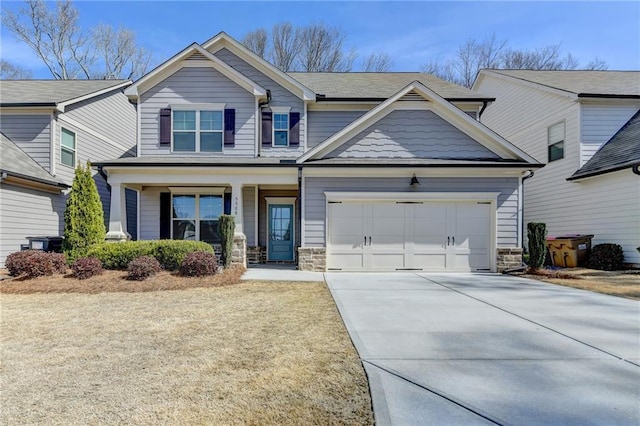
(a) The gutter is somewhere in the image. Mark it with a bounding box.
[0,169,69,189]
[566,162,640,181]
[577,93,640,99]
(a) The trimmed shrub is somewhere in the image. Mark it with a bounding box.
[588,244,624,271]
[5,250,67,278]
[218,214,235,268]
[71,257,104,280]
[527,222,547,270]
[179,251,218,277]
[127,256,162,281]
[63,162,105,263]
[86,240,214,270]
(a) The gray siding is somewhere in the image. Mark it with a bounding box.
[330,110,498,159]
[140,67,256,156]
[580,104,638,166]
[0,184,66,266]
[307,110,366,148]
[213,48,305,158]
[303,176,518,247]
[0,114,51,172]
[139,187,165,240]
[243,186,256,246]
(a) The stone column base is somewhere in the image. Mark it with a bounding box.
[497,247,523,272]
[298,247,326,272]
[247,246,266,264]
[105,231,130,242]
[232,234,247,268]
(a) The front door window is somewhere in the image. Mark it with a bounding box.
[268,204,294,261]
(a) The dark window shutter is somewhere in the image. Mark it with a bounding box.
[160,192,171,239]
[289,112,300,146]
[224,108,235,146]
[262,110,272,146]
[159,108,171,145]
[224,193,231,215]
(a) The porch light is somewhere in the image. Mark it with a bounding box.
[410,173,420,187]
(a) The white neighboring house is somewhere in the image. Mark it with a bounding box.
[474,70,640,265]
[0,80,138,266]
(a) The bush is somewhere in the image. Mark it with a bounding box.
[218,214,235,268]
[86,240,214,270]
[588,244,624,271]
[71,257,104,280]
[127,256,162,281]
[5,250,67,278]
[63,162,105,262]
[179,251,218,277]
[527,222,547,270]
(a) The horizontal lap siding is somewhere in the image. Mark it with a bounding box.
[304,177,518,247]
[307,110,366,148]
[0,184,65,266]
[139,187,165,240]
[140,67,255,156]
[213,48,305,158]
[580,105,638,166]
[243,186,256,246]
[0,114,51,172]
[332,110,498,159]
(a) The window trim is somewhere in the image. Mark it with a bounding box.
[170,103,226,153]
[547,120,565,163]
[60,127,77,168]
[271,106,291,148]
[170,189,225,244]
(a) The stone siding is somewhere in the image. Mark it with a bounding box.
[247,246,266,264]
[496,248,523,272]
[232,234,247,268]
[298,247,326,272]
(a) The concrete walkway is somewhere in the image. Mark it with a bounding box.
[326,273,640,425]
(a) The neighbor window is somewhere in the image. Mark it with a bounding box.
[548,122,565,162]
[60,128,76,167]
[173,108,223,152]
[172,194,223,244]
[273,113,289,146]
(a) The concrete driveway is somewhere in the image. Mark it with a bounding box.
[326,273,640,425]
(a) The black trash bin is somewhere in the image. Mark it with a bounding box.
[26,236,64,253]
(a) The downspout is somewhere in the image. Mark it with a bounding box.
[478,100,489,120]
[296,166,303,268]
[505,169,534,274]
[633,165,640,176]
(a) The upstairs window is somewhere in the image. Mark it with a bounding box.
[60,128,76,167]
[172,105,224,152]
[273,113,289,146]
[548,121,565,162]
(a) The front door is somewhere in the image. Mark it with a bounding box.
[268,204,294,261]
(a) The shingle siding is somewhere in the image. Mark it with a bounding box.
[0,114,51,172]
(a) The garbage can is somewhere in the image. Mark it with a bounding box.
[26,236,64,253]
[546,234,594,268]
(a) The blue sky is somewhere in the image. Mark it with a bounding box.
[1,1,638,78]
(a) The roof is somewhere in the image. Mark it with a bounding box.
[568,110,640,180]
[0,79,131,107]
[288,72,493,101]
[0,133,68,188]
[482,70,640,98]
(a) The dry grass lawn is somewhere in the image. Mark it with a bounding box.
[1,279,373,425]
[515,268,640,300]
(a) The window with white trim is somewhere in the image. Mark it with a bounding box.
[60,128,76,167]
[273,113,289,146]
[172,193,224,244]
[548,121,565,162]
[172,105,224,152]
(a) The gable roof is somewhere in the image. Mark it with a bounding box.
[0,80,131,109]
[568,109,640,181]
[298,81,540,165]
[289,72,493,101]
[0,133,68,189]
[477,70,640,98]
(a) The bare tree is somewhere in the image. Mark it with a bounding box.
[585,57,608,71]
[242,28,268,58]
[270,22,301,71]
[362,52,393,72]
[297,23,355,72]
[422,33,608,87]
[0,60,33,79]
[2,0,151,80]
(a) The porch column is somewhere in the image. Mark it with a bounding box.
[230,181,244,236]
[105,182,130,241]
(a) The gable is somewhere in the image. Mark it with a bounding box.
[328,110,499,160]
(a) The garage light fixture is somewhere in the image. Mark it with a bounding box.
[410,173,420,187]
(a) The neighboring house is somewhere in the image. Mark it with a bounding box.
[474,70,640,266]
[96,32,541,273]
[0,80,138,266]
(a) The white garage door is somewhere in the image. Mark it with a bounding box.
[327,200,492,272]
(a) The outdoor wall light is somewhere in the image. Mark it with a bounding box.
[410,173,420,186]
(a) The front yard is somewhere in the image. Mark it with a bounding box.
[1,277,373,425]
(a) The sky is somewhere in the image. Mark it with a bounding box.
[1,1,639,79]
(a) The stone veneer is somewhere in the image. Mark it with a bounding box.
[246,246,266,264]
[496,247,523,272]
[232,234,247,268]
[298,247,326,271]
